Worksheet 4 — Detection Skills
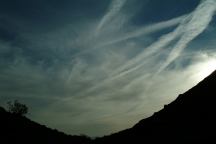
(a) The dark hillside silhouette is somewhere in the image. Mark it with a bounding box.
[1,70,216,144]
[95,70,216,143]
[0,107,92,144]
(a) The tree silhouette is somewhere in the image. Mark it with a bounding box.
[7,100,28,116]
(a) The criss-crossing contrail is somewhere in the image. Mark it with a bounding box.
[66,0,216,100]
[158,0,216,73]
[111,18,186,77]
[71,15,185,61]
[99,15,186,48]
[114,0,216,77]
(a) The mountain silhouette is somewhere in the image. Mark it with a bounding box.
[1,70,216,144]
[95,70,216,143]
[0,107,91,144]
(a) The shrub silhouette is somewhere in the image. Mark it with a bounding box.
[7,100,28,116]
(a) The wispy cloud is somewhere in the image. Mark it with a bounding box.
[158,0,216,73]
[99,14,186,48]
[96,0,127,35]
[112,0,216,77]
[69,14,186,68]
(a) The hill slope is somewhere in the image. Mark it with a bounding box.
[1,70,216,144]
[0,107,91,144]
[95,70,216,143]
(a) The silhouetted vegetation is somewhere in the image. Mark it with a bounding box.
[0,106,92,144]
[7,100,28,116]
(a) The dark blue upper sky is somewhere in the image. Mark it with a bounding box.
[0,0,201,32]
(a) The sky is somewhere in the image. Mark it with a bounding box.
[1,0,216,137]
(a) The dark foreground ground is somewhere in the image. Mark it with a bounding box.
[1,70,216,144]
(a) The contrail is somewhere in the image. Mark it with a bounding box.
[66,0,216,99]
[66,16,188,95]
[114,0,216,77]
[71,15,185,60]
[100,15,186,47]
[111,18,186,77]
[96,0,127,35]
[158,0,216,73]
[65,15,186,90]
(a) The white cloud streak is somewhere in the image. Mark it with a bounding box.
[70,15,186,62]
[96,0,127,35]
[64,0,216,104]
[69,0,216,107]
[158,0,216,73]
[113,0,216,77]
[100,15,186,47]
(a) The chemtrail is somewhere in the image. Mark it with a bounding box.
[72,15,185,60]
[99,15,186,47]
[96,0,127,35]
[158,0,216,73]
[94,1,186,50]
[111,18,185,77]
[114,0,216,77]
[66,0,216,98]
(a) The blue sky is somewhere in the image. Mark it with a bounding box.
[1,0,216,136]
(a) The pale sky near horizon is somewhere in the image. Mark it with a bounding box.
[0,0,216,136]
